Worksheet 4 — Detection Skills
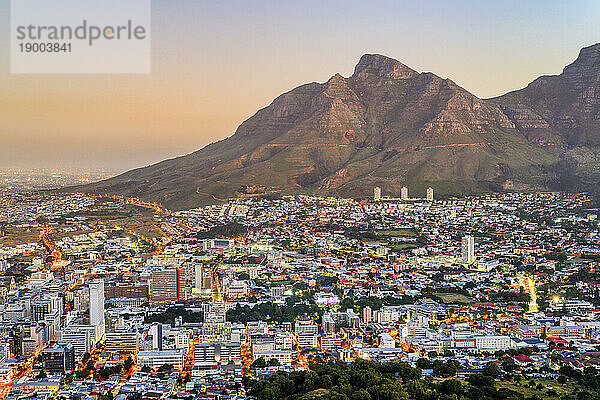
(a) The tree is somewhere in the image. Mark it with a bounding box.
[501,357,518,372]
[467,374,495,388]
[268,358,281,367]
[75,368,91,379]
[416,358,432,370]
[433,359,459,378]
[577,390,595,400]
[157,364,173,372]
[320,374,333,389]
[340,296,354,311]
[483,361,501,378]
[351,389,371,400]
[97,393,114,400]
[438,379,462,396]
[97,365,122,380]
[368,382,407,400]
[560,365,581,379]
[140,365,152,373]
[124,356,134,371]
[250,358,267,369]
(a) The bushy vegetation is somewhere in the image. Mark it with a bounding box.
[559,365,600,393]
[144,307,204,324]
[339,295,419,313]
[243,359,527,400]
[196,222,249,239]
[227,301,322,324]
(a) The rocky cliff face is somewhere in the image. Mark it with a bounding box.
[73,45,600,209]
[494,43,600,189]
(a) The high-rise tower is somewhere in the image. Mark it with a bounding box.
[89,279,105,339]
[461,236,475,263]
[373,187,381,201]
[400,187,409,200]
[426,187,434,202]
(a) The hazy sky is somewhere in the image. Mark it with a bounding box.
[1,0,599,172]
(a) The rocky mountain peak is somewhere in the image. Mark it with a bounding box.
[327,73,346,85]
[562,42,600,85]
[352,53,417,80]
[74,44,600,209]
[571,43,600,66]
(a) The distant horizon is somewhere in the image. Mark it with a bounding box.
[1,0,599,171]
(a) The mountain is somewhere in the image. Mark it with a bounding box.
[493,43,600,190]
[73,44,600,209]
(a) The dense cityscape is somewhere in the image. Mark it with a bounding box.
[0,185,599,400]
[0,169,118,193]
[4,0,600,398]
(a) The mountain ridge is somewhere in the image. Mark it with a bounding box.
[70,44,600,209]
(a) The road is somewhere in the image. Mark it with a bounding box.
[518,273,538,313]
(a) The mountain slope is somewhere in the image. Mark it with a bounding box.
[73,46,600,209]
[494,43,600,190]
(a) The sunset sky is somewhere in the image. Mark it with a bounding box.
[1,0,599,172]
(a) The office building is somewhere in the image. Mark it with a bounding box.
[321,335,342,352]
[194,264,203,292]
[0,343,10,365]
[373,187,381,201]
[295,318,318,335]
[89,280,105,333]
[322,315,335,334]
[58,325,96,357]
[106,327,140,354]
[247,321,268,337]
[426,187,434,201]
[379,333,396,348]
[150,268,181,304]
[363,306,372,324]
[250,333,275,353]
[253,350,294,366]
[298,332,318,348]
[21,339,37,358]
[401,186,409,200]
[32,296,62,322]
[105,284,149,300]
[461,235,475,263]
[225,280,247,299]
[270,286,285,298]
[150,323,163,351]
[137,349,186,369]
[194,342,241,365]
[200,321,232,343]
[32,300,50,322]
[42,342,75,374]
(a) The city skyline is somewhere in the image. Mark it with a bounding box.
[1,0,599,171]
[2,2,600,398]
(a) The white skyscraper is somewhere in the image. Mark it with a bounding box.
[400,186,409,200]
[194,264,203,292]
[89,279,105,337]
[461,235,475,263]
[426,187,434,202]
[373,187,381,201]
